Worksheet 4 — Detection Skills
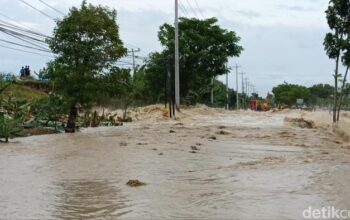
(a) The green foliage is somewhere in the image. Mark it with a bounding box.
[144,17,243,104]
[209,79,237,108]
[47,1,127,131]
[272,83,310,106]
[0,112,23,143]
[324,0,350,63]
[32,95,67,130]
[309,84,334,99]
[1,84,47,102]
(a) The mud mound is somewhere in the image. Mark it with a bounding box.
[126,180,146,187]
[284,117,315,129]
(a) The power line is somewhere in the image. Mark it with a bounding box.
[0,12,44,34]
[18,0,56,21]
[0,27,49,50]
[0,43,54,58]
[184,0,199,17]
[193,0,205,18]
[178,1,190,17]
[0,38,51,53]
[0,21,50,39]
[37,0,65,16]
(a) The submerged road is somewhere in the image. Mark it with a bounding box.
[0,109,349,219]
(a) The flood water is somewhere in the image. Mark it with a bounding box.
[0,110,349,219]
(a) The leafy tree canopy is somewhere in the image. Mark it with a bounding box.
[143,17,243,104]
[47,0,127,131]
[272,83,310,106]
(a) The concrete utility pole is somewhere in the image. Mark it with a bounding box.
[239,72,246,109]
[233,64,241,110]
[245,77,249,103]
[226,70,229,110]
[175,0,180,109]
[130,48,140,75]
[211,77,214,105]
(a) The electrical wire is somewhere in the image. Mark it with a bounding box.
[0,38,51,53]
[179,1,190,17]
[38,0,65,16]
[18,0,56,21]
[0,43,54,58]
[193,0,205,18]
[184,0,199,17]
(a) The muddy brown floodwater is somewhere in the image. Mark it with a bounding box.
[0,107,350,219]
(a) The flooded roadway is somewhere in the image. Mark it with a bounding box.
[0,109,350,219]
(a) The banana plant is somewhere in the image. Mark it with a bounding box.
[0,112,23,143]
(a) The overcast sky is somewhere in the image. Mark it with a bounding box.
[0,0,334,96]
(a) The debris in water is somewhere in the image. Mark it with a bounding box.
[119,141,128,147]
[152,148,158,151]
[191,146,199,151]
[159,153,164,156]
[208,135,217,140]
[189,151,197,154]
[217,130,230,135]
[126,180,146,187]
[284,117,315,129]
[218,125,227,129]
[169,130,176,133]
[195,143,202,146]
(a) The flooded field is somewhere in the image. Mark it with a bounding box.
[0,107,350,219]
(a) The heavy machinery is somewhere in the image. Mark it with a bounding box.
[250,100,272,111]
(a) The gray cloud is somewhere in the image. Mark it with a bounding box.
[276,4,316,12]
[235,10,261,19]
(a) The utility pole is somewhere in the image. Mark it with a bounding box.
[226,70,229,110]
[233,64,241,110]
[130,48,141,75]
[211,77,214,105]
[245,77,249,108]
[175,0,180,109]
[239,72,245,109]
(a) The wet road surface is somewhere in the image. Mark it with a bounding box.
[0,110,349,219]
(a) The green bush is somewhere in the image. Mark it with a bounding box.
[0,112,23,143]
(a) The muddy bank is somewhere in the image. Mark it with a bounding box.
[0,107,349,219]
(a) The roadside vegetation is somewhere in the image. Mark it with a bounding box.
[1,0,350,142]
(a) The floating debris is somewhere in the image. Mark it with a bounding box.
[191,146,199,151]
[119,141,128,147]
[126,180,146,187]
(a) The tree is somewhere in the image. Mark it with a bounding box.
[272,83,310,107]
[324,0,350,122]
[309,84,334,99]
[144,17,243,104]
[47,1,127,132]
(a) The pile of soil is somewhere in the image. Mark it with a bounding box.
[284,117,315,129]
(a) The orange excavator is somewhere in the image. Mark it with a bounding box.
[250,100,272,111]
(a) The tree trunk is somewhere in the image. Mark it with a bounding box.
[336,66,349,122]
[65,104,78,133]
[333,55,340,123]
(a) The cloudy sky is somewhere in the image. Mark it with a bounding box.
[0,0,334,96]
